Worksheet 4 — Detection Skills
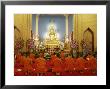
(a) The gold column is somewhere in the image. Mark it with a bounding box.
[27,14,32,39]
[35,15,40,47]
[65,15,69,36]
[36,15,39,35]
[64,15,70,50]
[72,15,74,40]
[29,14,32,39]
[73,14,78,40]
[26,14,28,41]
[73,14,80,52]
[26,14,28,52]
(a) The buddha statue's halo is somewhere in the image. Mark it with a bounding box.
[48,23,56,31]
[47,19,57,30]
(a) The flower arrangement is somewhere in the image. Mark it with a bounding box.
[70,39,78,58]
[54,50,61,58]
[38,42,45,53]
[80,39,87,49]
[14,38,24,54]
[32,49,40,58]
[80,39,89,57]
[71,39,79,50]
[27,39,35,52]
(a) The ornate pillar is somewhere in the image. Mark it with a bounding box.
[73,14,78,40]
[29,14,32,39]
[63,15,68,43]
[64,15,70,50]
[36,15,39,35]
[35,15,40,47]
[65,15,69,37]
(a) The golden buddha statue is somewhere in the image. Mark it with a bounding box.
[44,19,61,48]
[49,26,58,41]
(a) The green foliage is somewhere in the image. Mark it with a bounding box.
[73,53,77,58]
[22,52,30,57]
[34,51,40,58]
[54,50,61,58]
[44,53,51,60]
[78,52,83,57]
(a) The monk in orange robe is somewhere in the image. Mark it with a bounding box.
[29,53,35,61]
[86,56,97,72]
[34,57,48,76]
[23,56,33,75]
[75,57,85,73]
[51,57,63,75]
[63,56,75,72]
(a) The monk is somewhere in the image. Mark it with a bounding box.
[23,56,33,75]
[34,53,48,76]
[86,55,97,72]
[63,56,75,72]
[75,57,85,73]
[51,56,63,75]
[29,53,35,60]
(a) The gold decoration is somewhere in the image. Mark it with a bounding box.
[43,19,61,48]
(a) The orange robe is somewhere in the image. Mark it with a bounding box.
[29,53,35,61]
[63,57,75,72]
[75,57,85,71]
[34,57,48,73]
[86,57,97,71]
[52,57,63,73]
[23,57,33,73]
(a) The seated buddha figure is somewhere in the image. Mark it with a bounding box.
[49,26,58,41]
[44,19,60,46]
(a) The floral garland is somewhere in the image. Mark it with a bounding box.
[14,38,24,53]
[80,39,91,56]
[71,39,79,58]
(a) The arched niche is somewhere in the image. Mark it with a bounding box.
[83,27,94,52]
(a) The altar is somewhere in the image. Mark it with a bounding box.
[43,19,61,49]
[34,17,70,54]
[41,20,63,54]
